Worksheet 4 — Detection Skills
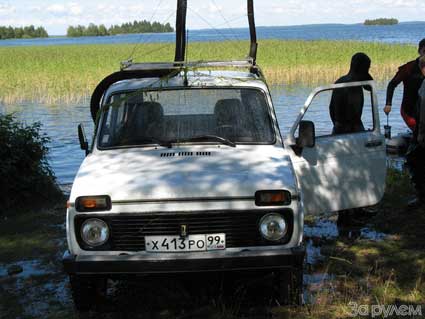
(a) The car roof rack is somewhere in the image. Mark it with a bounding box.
[121,59,255,71]
[119,59,263,77]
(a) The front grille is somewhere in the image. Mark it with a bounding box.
[75,210,293,251]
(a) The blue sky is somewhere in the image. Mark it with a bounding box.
[0,0,423,35]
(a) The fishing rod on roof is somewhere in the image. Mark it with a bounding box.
[247,0,258,63]
[174,0,258,64]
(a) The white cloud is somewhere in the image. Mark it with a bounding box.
[0,3,15,15]
[69,3,82,15]
[46,4,66,14]
[46,2,83,16]
[207,3,222,14]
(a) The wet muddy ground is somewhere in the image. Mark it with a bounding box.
[0,207,391,319]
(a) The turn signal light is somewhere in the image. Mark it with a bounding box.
[255,190,291,206]
[76,196,112,212]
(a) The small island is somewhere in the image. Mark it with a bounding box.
[67,20,174,37]
[364,18,399,26]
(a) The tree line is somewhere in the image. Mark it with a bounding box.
[67,20,174,37]
[364,18,399,26]
[0,25,48,40]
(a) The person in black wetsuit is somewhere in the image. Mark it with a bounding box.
[332,53,374,228]
[384,39,425,131]
[329,53,373,134]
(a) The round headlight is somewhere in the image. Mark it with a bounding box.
[259,213,287,241]
[80,219,109,247]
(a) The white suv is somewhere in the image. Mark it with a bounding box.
[63,62,386,310]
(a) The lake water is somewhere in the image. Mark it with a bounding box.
[0,22,424,47]
[0,84,406,186]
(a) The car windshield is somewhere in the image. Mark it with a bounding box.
[98,88,275,148]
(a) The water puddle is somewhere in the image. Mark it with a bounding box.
[304,272,335,304]
[305,215,387,242]
[20,277,71,318]
[303,214,388,304]
[360,227,387,241]
[0,259,71,318]
[387,156,406,172]
[0,260,50,279]
[305,219,338,239]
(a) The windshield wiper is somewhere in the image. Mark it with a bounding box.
[169,135,236,148]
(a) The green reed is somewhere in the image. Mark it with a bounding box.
[0,40,417,104]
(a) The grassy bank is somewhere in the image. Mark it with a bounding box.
[0,40,417,104]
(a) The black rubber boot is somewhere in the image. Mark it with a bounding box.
[406,144,425,209]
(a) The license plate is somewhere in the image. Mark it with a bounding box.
[145,234,226,252]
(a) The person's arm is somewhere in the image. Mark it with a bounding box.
[363,75,374,92]
[330,78,345,125]
[329,88,348,134]
[384,67,406,114]
[419,94,425,147]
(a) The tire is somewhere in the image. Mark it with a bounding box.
[275,267,303,305]
[69,275,107,312]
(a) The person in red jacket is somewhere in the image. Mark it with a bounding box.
[384,39,425,130]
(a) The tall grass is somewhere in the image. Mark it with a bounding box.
[0,40,417,104]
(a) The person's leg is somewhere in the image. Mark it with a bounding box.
[406,143,425,207]
[416,145,425,200]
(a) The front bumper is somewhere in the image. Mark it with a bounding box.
[63,246,305,275]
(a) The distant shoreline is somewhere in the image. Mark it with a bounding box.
[2,21,424,40]
[66,21,174,38]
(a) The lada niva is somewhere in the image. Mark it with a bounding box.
[63,0,386,310]
[63,61,386,310]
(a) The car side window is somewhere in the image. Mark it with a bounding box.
[101,94,129,145]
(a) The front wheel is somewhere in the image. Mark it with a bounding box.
[69,275,107,312]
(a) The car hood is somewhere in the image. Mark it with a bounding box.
[69,145,297,202]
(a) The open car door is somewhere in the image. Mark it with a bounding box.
[286,81,386,215]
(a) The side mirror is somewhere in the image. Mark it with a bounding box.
[297,120,316,148]
[78,123,89,156]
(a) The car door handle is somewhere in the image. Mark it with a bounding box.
[365,140,383,148]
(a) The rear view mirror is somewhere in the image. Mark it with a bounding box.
[78,123,89,156]
[297,121,315,148]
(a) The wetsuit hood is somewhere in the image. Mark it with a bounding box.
[349,53,373,81]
